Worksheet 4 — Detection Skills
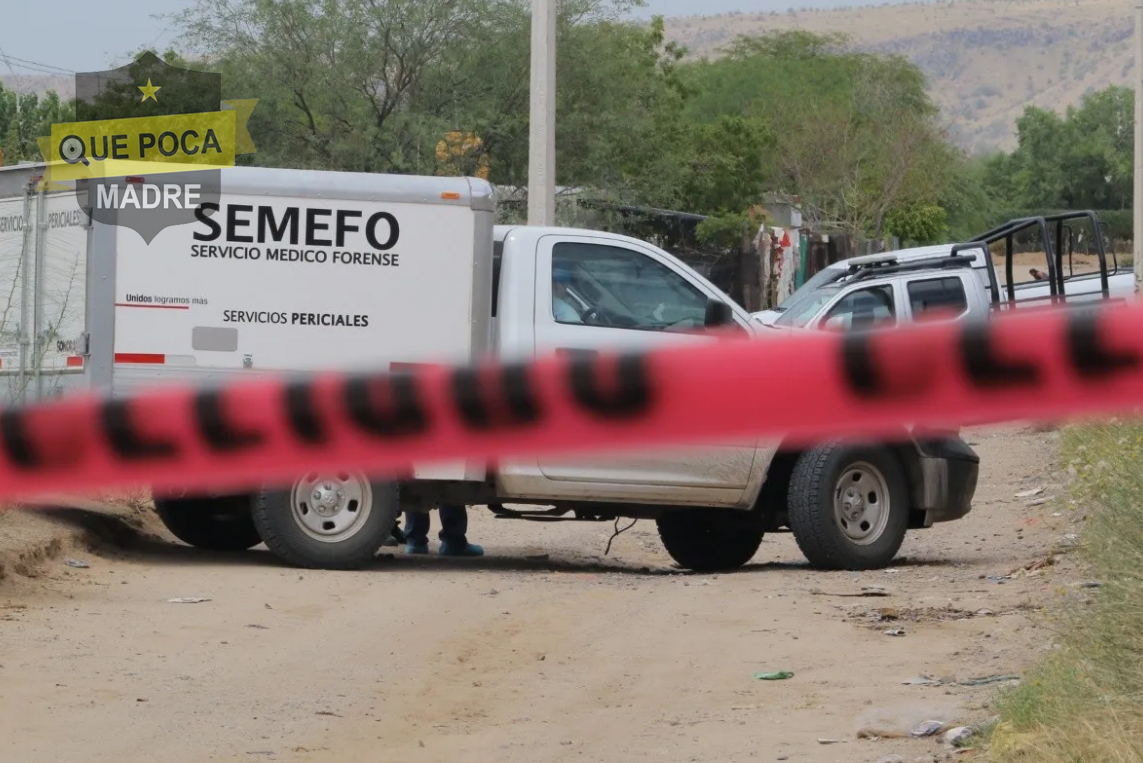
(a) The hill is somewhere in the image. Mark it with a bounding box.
[0,74,75,100]
[663,0,1135,153]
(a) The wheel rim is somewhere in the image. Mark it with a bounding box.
[832,461,891,545]
[289,472,373,543]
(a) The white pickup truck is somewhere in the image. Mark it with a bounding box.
[754,211,1133,331]
[77,166,980,572]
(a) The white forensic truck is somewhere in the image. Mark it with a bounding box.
[76,165,980,572]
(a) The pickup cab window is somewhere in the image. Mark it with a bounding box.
[820,284,897,331]
[907,276,968,321]
[550,241,711,332]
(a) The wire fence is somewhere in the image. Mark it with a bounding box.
[0,176,88,406]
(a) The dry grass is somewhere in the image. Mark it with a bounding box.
[664,0,1135,152]
[988,420,1143,762]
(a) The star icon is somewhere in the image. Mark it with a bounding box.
[138,78,161,103]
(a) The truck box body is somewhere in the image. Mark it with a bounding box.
[86,167,496,481]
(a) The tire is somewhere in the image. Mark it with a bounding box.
[656,508,765,572]
[251,470,399,570]
[153,495,262,551]
[788,443,909,570]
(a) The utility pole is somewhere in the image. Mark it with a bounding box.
[1135,0,1143,294]
[527,0,556,226]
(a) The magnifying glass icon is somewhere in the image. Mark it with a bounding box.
[59,135,89,166]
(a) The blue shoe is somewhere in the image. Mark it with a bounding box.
[439,541,484,557]
[405,542,429,555]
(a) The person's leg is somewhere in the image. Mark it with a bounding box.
[437,504,467,545]
[403,511,430,554]
[438,504,483,557]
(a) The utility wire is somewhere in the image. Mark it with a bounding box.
[0,53,73,76]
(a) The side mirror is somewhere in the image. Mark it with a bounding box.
[704,299,735,328]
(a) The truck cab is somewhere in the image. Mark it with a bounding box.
[489,224,764,509]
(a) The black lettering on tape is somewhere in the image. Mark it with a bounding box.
[1067,308,1139,378]
[344,372,427,437]
[451,363,540,429]
[569,354,651,418]
[101,400,179,460]
[194,389,264,451]
[841,331,881,397]
[0,409,38,468]
[285,382,326,444]
[960,320,1039,388]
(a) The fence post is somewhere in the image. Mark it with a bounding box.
[17,182,33,405]
[33,184,46,401]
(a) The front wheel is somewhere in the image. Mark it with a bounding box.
[788,444,909,570]
[656,508,765,572]
[252,471,399,570]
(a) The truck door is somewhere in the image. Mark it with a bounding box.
[527,233,759,502]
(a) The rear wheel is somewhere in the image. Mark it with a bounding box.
[153,495,261,551]
[788,444,909,570]
[252,471,398,570]
[656,508,765,572]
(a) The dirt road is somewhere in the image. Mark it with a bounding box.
[0,424,1088,763]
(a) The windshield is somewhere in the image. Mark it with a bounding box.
[772,265,845,312]
[774,287,841,327]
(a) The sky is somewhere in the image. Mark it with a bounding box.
[1,0,920,77]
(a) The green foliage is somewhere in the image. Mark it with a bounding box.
[0,84,73,165]
[988,85,1133,212]
[20,11,1117,253]
[883,202,947,245]
[940,152,1000,241]
[159,11,958,237]
[694,212,750,249]
[675,30,952,237]
[650,113,771,216]
[175,0,681,186]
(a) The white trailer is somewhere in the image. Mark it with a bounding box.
[77,165,980,572]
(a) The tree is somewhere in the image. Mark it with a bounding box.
[675,31,954,239]
[987,85,1134,212]
[1063,85,1133,210]
[165,11,966,245]
[0,85,74,165]
[175,0,668,186]
[884,202,947,245]
[940,152,1000,242]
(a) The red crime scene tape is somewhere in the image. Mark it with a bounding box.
[1,299,1142,503]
